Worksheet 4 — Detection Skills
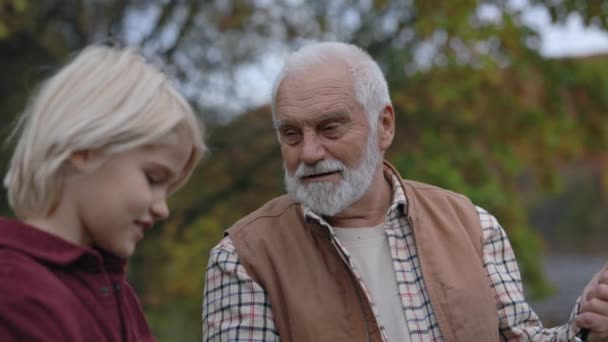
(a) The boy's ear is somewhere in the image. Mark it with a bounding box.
[67,150,97,172]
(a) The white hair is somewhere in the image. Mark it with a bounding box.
[271,41,391,130]
[4,45,206,218]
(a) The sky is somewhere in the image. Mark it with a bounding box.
[522,5,608,57]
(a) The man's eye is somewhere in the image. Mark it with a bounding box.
[322,123,343,137]
[281,130,301,144]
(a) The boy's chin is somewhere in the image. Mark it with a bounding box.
[107,244,136,259]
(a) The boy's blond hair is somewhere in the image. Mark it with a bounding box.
[4,45,206,218]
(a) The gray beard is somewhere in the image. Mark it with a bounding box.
[284,132,381,216]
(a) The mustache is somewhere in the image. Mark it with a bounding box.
[294,159,345,178]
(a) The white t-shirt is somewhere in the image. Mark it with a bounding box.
[333,223,411,342]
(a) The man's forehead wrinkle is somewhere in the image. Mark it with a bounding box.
[282,95,348,105]
[275,71,356,120]
[282,83,350,100]
[276,106,353,127]
[276,93,350,106]
[277,99,351,113]
[282,69,351,87]
[276,94,351,111]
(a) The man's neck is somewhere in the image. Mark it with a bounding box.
[326,167,392,228]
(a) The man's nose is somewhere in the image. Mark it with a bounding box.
[300,133,326,165]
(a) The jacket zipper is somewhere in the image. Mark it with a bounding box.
[329,233,372,342]
[407,215,446,340]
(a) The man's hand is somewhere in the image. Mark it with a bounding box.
[576,263,608,341]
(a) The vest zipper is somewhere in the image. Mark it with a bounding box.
[350,270,371,342]
[329,234,372,342]
[407,215,446,340]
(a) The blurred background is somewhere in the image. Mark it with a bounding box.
[1,0,608,340]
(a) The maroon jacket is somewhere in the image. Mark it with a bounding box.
[0,218,155,341]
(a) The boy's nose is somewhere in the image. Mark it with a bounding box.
[151,200,170,221]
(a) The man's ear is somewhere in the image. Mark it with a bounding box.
[377,104,395,152]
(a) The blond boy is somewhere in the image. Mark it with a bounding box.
[0,45,205,341]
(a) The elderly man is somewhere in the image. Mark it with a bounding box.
[203,41,608,341]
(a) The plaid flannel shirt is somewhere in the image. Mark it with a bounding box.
[203,173,582,341]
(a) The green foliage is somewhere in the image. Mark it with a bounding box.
[0,0,28,38]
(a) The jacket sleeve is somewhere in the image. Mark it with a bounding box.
[477,206,581,341]
[202,236,280,342]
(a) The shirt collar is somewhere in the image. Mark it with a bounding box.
[0,217,126,273]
